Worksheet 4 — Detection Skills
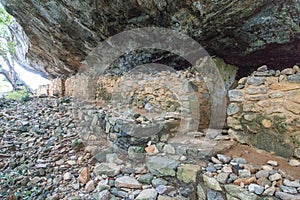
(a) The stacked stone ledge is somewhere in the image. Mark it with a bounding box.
[74,69,214,152]
[227,65,300,158]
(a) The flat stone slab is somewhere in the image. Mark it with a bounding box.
[94,163,121,177]
[146,156,179,177]
[136,188,158,200]
[115,176,142,189]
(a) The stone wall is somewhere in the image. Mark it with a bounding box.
[34,85,49,96]
[227,65,300,158]
[96,69,209,131]
[46,67,224,130]
[48,78,65,97]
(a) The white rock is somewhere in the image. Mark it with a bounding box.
[85,180,95,192]
[136,188,158,200]
[63,172,72,181]
[248,183,264,195]
[115,176,142,189]
[289,159,300,167]
[267,160,278,166]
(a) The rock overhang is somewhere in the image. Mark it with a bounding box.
[1,0,299,78]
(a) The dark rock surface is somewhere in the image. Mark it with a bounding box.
[1,0,299,78]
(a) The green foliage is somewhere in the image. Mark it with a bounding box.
[0,8,12,25]
[5,89,30,101]
[0,7,15,56]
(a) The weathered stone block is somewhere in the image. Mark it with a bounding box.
[227,103,240,116]
[176,164,201,183]
[246,77,265,86]
[246,87,268,94]
[245,94,268,101]
[228,90,243,102]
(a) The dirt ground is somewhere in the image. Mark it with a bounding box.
[223,144,300,179]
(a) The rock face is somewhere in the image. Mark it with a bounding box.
[227,65,300,158]
[1,0,299,78]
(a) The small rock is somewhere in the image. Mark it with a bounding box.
[203,174,222,191]
[128,146,145,160]
[95,190,111,200]
[217,154,232,164]
[94,163,121,177]
[78,167,90,184]
[261,119,272,128]
[294,148,300,159]
[233,177,256,186]
[238,169,251,178]
[267,160,278,166]
[228,173,238,183]
[136,188,158,200]
[224,184,259,200]
[72,183,80,190]
[246,77,265,86]
[269,173,282,181]
[157,195,174,200]
[283,179,300,188]
[281,68,294,75]
[262,165,273,171]
[222,166,233,173]
[94,148,113,162]
[257,177,271,187]
[197,184,206,200]
[206,189,224,200]
[255,170,270,179]
[289,159,300,167]
[162,144,175,154]
[231,157,247,165]
[211,157,222,164]
[275,191,300,200]
[216,172,230,184]
[146,156,179,177]
[110,187,127,198]
[38,168,46,176]
[55,159,64,165]
[227,103,240,116]
[67,160,76,165]
[63,172,72,181]
[176,164,201,183]
[138,173,154,184]
[145,145,158,155]
[179,184,195,197]
[263,186,276,196]
[156,185,175,195]
[206,163,217,172]
[179,156,187,161]
[85,180,95,192]
[152,178,168,187]
[243,164,258,174]
[248,183,264,195]
[280,185,298,194]
[97,184,110,193]
[257,65,268,72]
[115,176,142,189]
[84,145,98,153]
